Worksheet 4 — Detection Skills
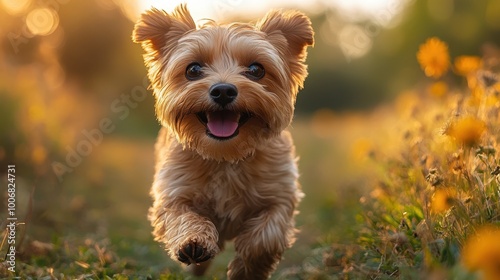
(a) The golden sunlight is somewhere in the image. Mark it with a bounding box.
[1,0,31,15]
[130,0,406,60]
[133,0,402,22]
[26,8,59,36]
[137,0,213,21]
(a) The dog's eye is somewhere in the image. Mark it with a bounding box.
[186,63,203,80]
[244,63,265,80]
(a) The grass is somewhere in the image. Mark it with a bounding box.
[0,120,369,279]
[2,38,500,279]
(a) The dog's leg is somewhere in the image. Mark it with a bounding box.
[149,203,220,267]
[227,207,296,279]
[227,253,280,280]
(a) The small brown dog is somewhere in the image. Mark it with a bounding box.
[132,4,313,279]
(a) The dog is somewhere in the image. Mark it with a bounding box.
[132,4,313,279]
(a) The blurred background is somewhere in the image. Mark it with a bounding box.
[1,0,500,277]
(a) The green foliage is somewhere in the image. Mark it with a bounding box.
[276,40,500,279]
[351,45,500,279]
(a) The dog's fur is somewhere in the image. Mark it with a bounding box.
[132,5,313,279]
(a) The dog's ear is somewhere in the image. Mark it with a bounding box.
[258,10,314,93]
[132,4,196,62]
[257,10,314,60]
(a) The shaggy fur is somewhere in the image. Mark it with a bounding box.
[132,5,313,279]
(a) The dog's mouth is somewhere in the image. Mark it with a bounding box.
[196,110,251,140]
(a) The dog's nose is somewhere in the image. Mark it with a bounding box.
[209,83,238,107]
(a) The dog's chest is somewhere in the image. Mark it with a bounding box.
[204,164,263,219]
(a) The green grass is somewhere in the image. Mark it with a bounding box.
[0,107,494,279]
[2,98,497,279]
[2,46,500,279]
[0,125,368,279]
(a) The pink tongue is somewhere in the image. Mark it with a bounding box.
[207,111,239,138]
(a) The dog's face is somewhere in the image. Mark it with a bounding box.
[133,5,313,161]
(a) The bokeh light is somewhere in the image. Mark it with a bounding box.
[338,24,373,59]
[1,0,31,15]
[26,8,59,36]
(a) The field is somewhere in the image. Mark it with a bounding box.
[1,5,500,278]
[1,113,378,279]
[5,55,500,279]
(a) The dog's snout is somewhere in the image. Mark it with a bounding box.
[209,83,238,107]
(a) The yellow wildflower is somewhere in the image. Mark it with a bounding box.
[454,56,482,77]
[428,81,448,98]
[417,37,450,79]
[462,225,500,280]
[430,187,456,213]
[446,116,486,146]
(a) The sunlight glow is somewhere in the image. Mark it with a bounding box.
[134,0,403,22]
[334,0,405,23]
[130,0,409,60]
[26,8,59,36]
[1,0,31,15]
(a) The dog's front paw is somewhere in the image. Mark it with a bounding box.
[177,241,213,265]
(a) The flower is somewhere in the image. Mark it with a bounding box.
[462,225,500,280]
[430,187,456,213]
[417,37,450,79]
[446,116,486,146]
[454,56,482,77]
